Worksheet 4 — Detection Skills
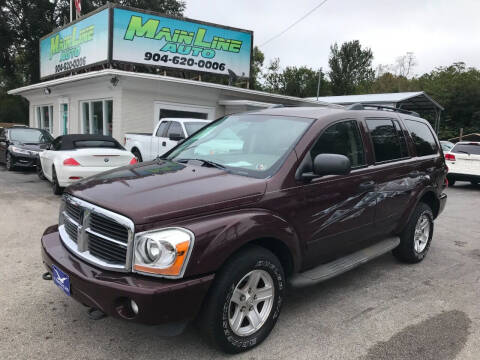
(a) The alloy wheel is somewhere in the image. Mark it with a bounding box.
[228,269,275,337]
[414,213,430,253]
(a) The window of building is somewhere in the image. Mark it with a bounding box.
[81,99,113,135]
[404,119,438,156]
[154,101,214,128]
[366,118,408,163]
[60,103,68,135]
[36,105,53,133]
[160,109,208,120]
[311,120,366,168]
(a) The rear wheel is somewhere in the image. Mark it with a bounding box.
[393,202,434,263]
[132,149,142,162]
[5,152,14,171]
[199,246,285,353]
[52,167,63,195]
[447,176,455,186]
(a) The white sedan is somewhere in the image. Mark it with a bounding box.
[445,141,480,186]
[39,134,137,194]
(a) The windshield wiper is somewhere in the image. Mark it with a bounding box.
[176,158,226,170]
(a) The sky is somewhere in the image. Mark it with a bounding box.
[184,0,480,76]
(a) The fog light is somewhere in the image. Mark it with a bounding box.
[130,299,139,315]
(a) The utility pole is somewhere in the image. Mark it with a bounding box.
[316,67,322,101]
[70,0,73,22]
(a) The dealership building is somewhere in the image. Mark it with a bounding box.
[8,5,326,141]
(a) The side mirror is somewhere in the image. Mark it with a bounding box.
[302,153,351,180]
[169,133,185,142]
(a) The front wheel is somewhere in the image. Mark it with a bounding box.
[199,246,285,353]
[37,160,46,180]
[393,202,434,263]
[6,152,14,171]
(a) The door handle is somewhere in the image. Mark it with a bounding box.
[162,141,166,146]
[359,180,375,191]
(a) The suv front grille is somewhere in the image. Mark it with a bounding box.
[59,196,134,271]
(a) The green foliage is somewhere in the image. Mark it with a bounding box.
[249,46,265,90]
[0,0,185,123]
[328,40,375,95]
[261,59,330,97]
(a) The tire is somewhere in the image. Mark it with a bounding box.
[52,167,63,195]
[393,202,434,263]
[199,245,285,354]
[6,152,14,171]
[37,160,46,180]
[447,176,455,186]
[132,149,142,162]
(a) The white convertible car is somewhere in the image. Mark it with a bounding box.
[39,134,137,194]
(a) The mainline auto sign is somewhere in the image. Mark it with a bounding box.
[39,5,253,79]
[112,8,252,78]
[40,8,109,79]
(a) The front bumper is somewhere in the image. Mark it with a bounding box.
[41,226,214,325]
[11,152,39,167]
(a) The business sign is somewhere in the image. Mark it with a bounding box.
[40,9,109,79]
[112,8,252,78]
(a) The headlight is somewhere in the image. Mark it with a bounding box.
[133,228,194,278]
[10,146,31,155]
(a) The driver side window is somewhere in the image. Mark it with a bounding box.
[311,120,366,168]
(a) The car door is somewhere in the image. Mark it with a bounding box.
[296,119,378,267]
[41,137,61,180]
[0,129,6,163]
[363,116,416,236]
[153,120,170,158]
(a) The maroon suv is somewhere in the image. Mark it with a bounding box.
[41,106,447,353]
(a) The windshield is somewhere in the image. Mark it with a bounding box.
[184,122,208,136]
[165,114,314,178]
[451,143,480,155]
[10,128,53,144]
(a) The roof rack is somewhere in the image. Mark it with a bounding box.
[347,103,420,117]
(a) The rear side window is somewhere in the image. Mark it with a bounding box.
[167,121,184,138]
[404,119,438,156]
[451,143,480,155]
[366,118,408,162]
[73,140,121,149]
[311,120,366,168]
[156,121,170,137]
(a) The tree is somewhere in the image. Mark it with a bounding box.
[249,46,265,90]
[328,40,375,95]
[0,0,185,123]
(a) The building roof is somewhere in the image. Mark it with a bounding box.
[8,69,340,108]
[307,91,444,111]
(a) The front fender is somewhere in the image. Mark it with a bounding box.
[171,209,302,278]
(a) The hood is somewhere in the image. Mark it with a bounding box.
[68,160,267,225]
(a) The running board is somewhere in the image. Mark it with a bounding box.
[289,237,400,288]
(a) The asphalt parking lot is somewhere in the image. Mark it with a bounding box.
[0,167,479,360]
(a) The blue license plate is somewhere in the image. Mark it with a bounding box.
[52,265,71,296]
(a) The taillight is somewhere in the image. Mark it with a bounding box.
[445,153,456,161]
[63,158,80,166]
[130,157,138,165]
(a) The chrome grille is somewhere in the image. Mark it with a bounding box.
[65,201,82,223]
[64,218,78,243]
[90,212,129,243]
[59,196,134,271]
[88,233,127,264]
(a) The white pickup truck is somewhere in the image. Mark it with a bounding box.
[124,118,210,162]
